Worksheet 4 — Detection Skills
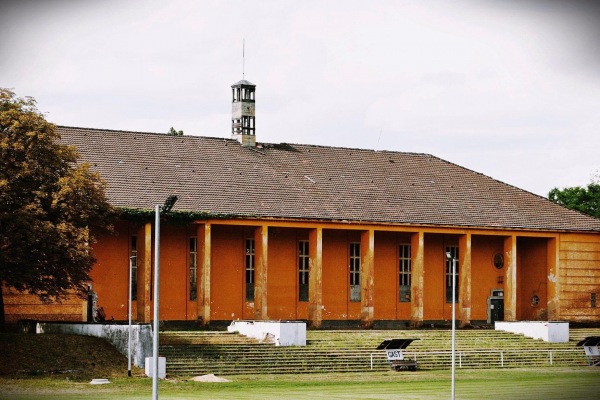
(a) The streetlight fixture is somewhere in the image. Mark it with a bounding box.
[446,251,457,400]
[128,255,136,377]
[152,195,178,400]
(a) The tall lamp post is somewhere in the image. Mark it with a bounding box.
[128,255,136,377]
[446,252,457,400]
[152,195,178,400]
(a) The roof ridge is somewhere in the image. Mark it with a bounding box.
[56,125,432,156]
[56,125,238,142]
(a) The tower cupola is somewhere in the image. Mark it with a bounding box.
[231,80,256,147]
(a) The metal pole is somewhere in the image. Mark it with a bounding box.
[152,204,160,400]
[451,257,456,400]
[128,256,134,377]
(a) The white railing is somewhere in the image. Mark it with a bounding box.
[370,349,583,369]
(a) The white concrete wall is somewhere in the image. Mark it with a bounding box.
[36,323,153,367]
[228,321,306,346]
[495,321,569,343]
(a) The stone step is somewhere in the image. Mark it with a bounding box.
[157,328,596,376]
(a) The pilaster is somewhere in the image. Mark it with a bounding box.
[504,235,518,321]
[254,225,269,320]
[547,237,560,320]
[459,233,472,326]
[308,227,323,328]
[197,223,211,325]
[136,222,152,323]
[360,229,375,328]
[410,231,425,327]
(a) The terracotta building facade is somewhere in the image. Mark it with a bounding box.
[4,80,600,326]
[84,219,598,327]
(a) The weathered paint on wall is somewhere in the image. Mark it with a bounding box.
[360,229,375,327]
[504,235,517,321]
[546,237,559,320]
[2,288,85,323]
[37,322,153,367]
[197,223,211,323]
[559,233,600,322]
[410,231,425,326]
[308,227,323,327]
[458,233,472,326]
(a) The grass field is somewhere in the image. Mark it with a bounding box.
[1,368,599,400]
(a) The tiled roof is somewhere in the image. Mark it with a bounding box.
[57,126,600,232]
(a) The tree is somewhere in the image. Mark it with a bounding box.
[0,88,114,327]
[167,127,184,136]
[548,181,600,218]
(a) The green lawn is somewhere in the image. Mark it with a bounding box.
[1,368,598,400]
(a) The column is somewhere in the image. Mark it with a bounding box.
[546,237,560,320]
[458,233,472,326]
[504,235,518,321]
[136,222,152,323]
[254,225,269,320]
[308,227,323,328]
[197,223,211,325]
[410,231,425,327]
[360,229,375,328]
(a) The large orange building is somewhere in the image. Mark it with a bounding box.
[5,80,600,327]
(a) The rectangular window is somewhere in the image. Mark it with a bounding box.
[399,244,411,302]
[445,245,459,303]
[130,235,137,301]
[189,237,197,301]
[298,240,309,302]
[246,239,255,301]
[349,242,361,302]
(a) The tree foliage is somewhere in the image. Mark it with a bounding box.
[548,181,600,218]
[167,127,184,136]
[0,88,114,325]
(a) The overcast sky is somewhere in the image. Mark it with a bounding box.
[2,0,599,197]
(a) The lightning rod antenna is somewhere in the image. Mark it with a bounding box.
[242,38,245,80]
